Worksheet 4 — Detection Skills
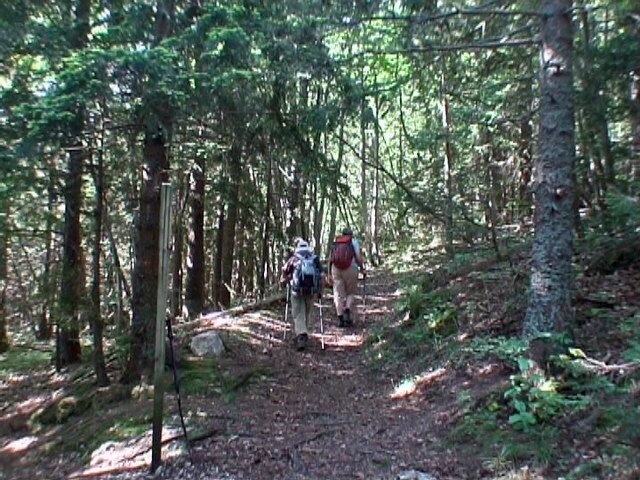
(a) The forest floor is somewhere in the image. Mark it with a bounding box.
[1,241,640,480]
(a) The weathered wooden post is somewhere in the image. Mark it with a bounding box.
[151,183,173,472]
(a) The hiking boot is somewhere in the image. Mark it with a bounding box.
[344,309,353,327]
[295,333,308,351]
[338,315,346,328]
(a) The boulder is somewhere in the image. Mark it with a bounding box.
[190,331,225,357]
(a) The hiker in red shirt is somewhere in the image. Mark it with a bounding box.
[328,228,365,327]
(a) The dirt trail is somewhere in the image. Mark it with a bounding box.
[179,270,461,480]
[0,270,468,480]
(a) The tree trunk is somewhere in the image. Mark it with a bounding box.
[286,159,302,244]
[631,65,640,186]
[441,56,455,257]
[170,173,186,318]
[577,9,607,210]
[123,129,170,383]
[58,132,85,366]
[170,208,184,318]
[326,120,344,260]
[38,160,56,340]
[0,206,8,353]
[57,0,91,368]
[89,143,109,386]
[523,0,576,338]
[517,75,534,224]
[218,137,242,308]
[211,198,225,308]
[360,95,368,239]
[185,155,205,317]
[371,94,381,266]
[258,143,272,296]
[122,0,174,383]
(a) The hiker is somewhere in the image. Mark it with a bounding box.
[281,239,324,351]
[328,227,365,327]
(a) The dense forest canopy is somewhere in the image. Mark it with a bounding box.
[1,0,639,378]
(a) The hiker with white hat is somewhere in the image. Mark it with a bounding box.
[280,239,324,350]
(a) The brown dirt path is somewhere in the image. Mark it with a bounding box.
[0,270,473,480]
[168,270,465,480]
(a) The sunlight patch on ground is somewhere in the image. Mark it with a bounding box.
[68,427,185,479]
[389,368,447,400]
[0,435,39,454]
[320,332,365,349]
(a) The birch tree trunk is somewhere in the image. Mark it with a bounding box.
[523,0,576,338]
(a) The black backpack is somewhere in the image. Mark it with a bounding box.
[291,252,321,296]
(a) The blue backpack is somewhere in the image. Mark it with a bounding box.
[291,252,321,296]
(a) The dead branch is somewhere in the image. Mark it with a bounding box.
[576,357,640,375]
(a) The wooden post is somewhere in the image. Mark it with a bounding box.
[151,183,173,472]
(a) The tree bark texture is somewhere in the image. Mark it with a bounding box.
[524,0,576,338]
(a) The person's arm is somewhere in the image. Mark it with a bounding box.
[281,256,294,284]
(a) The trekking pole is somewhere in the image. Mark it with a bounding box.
[283,284,290,341]
[362,271,367,324]
[319,295,325,350]
[166,317,190,453]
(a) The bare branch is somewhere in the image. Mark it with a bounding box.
[361,38,539,57]
[350,9,542,25]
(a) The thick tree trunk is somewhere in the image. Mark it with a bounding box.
[123,130,170,382]
[122,0,174,384]
[185,155,205,317]
[523,0,576,338]
[57,0,91,367]
[58,138,85,367]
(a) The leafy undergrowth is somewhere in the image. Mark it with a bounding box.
[369,230,640,479]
